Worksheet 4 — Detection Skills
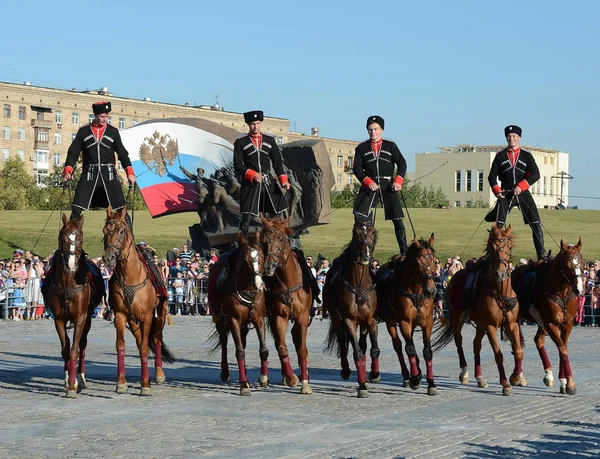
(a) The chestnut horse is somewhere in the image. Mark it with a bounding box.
[512,239,583,395]
[323,222,380,398]
[377,234,438,395]
[208,231,269,396]
[102,206,175,396]
[432,224,526,396]
[260,216,314,395]
[42,214,103,398]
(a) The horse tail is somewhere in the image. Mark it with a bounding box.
[206,316,230,355]
[149,316,176,364]
[431,311,460,353]
[323,319,341,356]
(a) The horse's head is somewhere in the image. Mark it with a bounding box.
[351,222,378,265]
[102,206,133,269]
[405,233,436,279]
[486,224,514,282]
[260,215,293,277]
[58,213,84,273]
[237,230,265,291]
[558,238,584,294]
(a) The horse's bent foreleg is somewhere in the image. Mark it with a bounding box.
[534,327,554,387]
[255,316,270,388]
[505,320,527,387]
[399,319,420,390]
[386,320,409,386]
[76,309,93,392]
[486,325,511,395]
[547,322,576,395]
[453,314,469,384]
[230,318,251,396]
[343,316,367,395]
[368,318,381,383]
[65,315,86,398]
[53,318,70,390]
[271,313,297,386]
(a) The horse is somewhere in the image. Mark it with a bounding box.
[512,238,583,395]
[208,230,269,396]
[260,216,315,395]
[102,205,175,396]
[377,234,439,395]
[42,214,103,398]
[323,222,380,398]
[431,224,526,396]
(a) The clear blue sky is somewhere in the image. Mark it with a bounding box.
[2,0,599,207]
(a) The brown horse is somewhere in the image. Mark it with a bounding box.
[512,238,583,395]
[102,206,175,396]
[323,222,380,398]
[208,231,269,396]
[42,214,103,398]
[377,234,439,395]
[260,216,314,395]
[432,224,526,396]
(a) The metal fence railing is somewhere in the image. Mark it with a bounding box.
[1,276,599,325]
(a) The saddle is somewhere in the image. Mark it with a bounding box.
[134,247,167,298]
[512,259,551,307]
[207,248,240,302]
[461,256,487,309]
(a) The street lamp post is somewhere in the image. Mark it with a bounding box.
[551,171,573,209]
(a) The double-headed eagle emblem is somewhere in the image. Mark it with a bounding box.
[139,131,179,177]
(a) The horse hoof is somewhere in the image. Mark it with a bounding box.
[427,386,439,396]
[259,374,269,388]
[139,386,152,396]
[559,386,567,394]
[402,379,410,388]
[502,386,513,396]
[476,376,488,388]
[115,383,128,394]
[459,368,469,385]
[369,371,381,383]
[341,368,352,380]
[300,381,312,395]
[544,376,554,388]
[77,374,87,392]
[357,389,369,398]
[240,386,252,396]
[409,377,421,391]
[566,386,577,396]
[517,376,528,387]
[155,373,166,385]
[285,374,299,387]
[65,390,77,399]
[220,371,231,382]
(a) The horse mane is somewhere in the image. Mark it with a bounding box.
[263,217,294,237]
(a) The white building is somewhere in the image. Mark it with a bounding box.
[414,144,570,208]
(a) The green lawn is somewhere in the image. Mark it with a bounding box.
[0,208,598,263]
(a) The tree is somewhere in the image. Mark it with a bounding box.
[0,158,37,210]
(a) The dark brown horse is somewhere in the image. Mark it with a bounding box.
[208,231,269,396]
[323,222,380,398]
[512,238,583,395]
[102,206,175,396]
[378,234,439,395]
[42,214,103,398]
[432,224,526,396]
[260,216,314,395]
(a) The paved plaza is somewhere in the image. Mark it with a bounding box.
[0,317,599,458]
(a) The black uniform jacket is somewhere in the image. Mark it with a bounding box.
[65,123,133,211]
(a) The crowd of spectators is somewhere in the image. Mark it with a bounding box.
[2,246,600,326]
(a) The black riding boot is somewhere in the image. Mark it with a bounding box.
[531,222,546,260]
[393,219,409,256]
[70,206,82,221]
[239,214,252,236]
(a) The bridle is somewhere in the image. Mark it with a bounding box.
[351,225,375,265]
[263,227,292,273]
[60,229,82,274]
[103,218,134,263]
[488,235,513,283]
